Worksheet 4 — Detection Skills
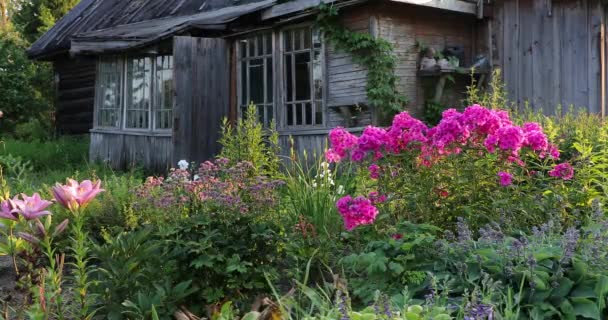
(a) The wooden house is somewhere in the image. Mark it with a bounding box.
[28,0,607,170]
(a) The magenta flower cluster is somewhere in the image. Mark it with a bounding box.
[336,194,380,231]
[326,105,573,231]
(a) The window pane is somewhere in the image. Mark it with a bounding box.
[284,31,292,52]
[241,61,247,105]
[303,28,311,50]
[126,57,151,129]
[285,54,293,102]
[97,57,122,128]
[266,57,273,103]
[250,59,264,104]
[294,52,311,101]
[155,55,173,130]
[305,103,312,125]
[287,104,294,126]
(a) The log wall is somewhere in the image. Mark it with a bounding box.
[54,56,96,134]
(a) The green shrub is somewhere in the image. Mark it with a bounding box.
[218,104,282,177]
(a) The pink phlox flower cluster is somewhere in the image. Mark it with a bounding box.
[326,128,358,163]
[336,195,379,231]
[497,172,513,186]
[549,162,574,180]
[385,112,428,153]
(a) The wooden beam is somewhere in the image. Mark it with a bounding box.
[262,0,337,20]
[389,0,477,15]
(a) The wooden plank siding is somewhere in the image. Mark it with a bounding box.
[54,56,96,134]
[90,132,173,171]
[173,36,230,165]
[493,0,604,113]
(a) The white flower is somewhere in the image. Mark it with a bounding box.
[336,185,345,195]
[312,182,318,188]
[177,160,189,170]
[193,175,200,181]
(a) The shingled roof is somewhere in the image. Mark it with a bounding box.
[27,0,272,59]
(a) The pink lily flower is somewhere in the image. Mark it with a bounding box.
[53,179,104,211]
[0,198,18,221]
[12,193,53,220]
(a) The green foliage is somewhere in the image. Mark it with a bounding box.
[316,4,408,120]
[341,223,440,303]
[12,0,78,41]
[157,213,283,311]
[218,104,282,177]
[0,28,53,134]
[93,228,189,320]
[0,137,88,172]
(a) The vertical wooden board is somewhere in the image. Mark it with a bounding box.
[531,0,546,111]
[537,0,555,113]
[518,0,533,108]
[173,36,194,163]
[502,0,519,105]
[574,0,590,111]
[552,2,563,114]
[190,37,230,163]
[588,1,602,114]
[560,3,575,112]
[493,0,504,68]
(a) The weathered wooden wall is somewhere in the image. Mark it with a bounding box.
[90,132,172,171]
[54,56,96,134]
[377,3,478,115]
[325,5,375,128]
[493,0,604,113]
[173,36,230,164]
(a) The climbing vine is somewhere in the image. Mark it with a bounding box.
[315,3,408,119]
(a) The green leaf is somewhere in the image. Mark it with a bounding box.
[571,298,600,319]
[388,262,405,275]
[551,277,574,299]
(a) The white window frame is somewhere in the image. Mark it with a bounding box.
[93,54,174,134]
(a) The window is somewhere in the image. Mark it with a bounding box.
[125,57,152,129]
[96,57,122,128]
[283,26,324,127]
[238,32,274,127]
[155,55,173,130]
[94,54,174,132]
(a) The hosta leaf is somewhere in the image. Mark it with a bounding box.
[551,277,574,299]
[572,297,600,319]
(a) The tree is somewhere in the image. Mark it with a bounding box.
[12,0,78,42]
[0,27,53,134]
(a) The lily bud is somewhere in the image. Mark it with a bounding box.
[53,219,70,237]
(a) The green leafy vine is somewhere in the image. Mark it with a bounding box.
[315,3,408,119]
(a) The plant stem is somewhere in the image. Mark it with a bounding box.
[72,209,91,319]
[9,226,19,276]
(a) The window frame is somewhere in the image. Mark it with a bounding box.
[278,23,327,131]
[93,56,123,130]
[93,53,174,135]
[235,31,276,127]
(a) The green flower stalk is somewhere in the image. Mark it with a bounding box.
[52,179,104,319]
